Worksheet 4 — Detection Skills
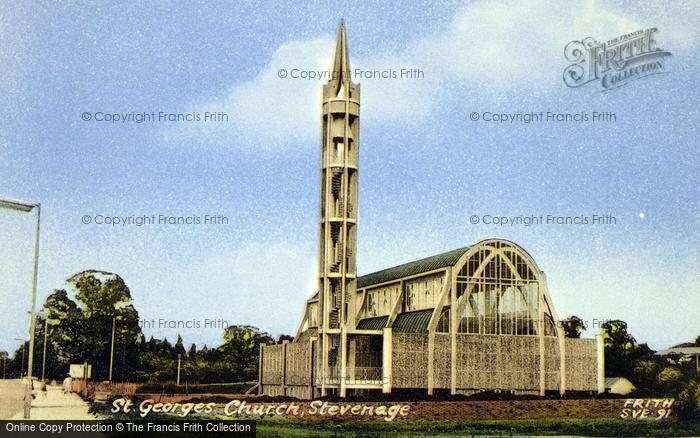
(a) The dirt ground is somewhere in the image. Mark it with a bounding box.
[394,398,625,420]
[0,379,26,420]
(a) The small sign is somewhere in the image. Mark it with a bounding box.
[69,364,92,379]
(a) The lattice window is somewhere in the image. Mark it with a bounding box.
[455,242,554,337]
[404,284,415,311]
[436,308,450,333]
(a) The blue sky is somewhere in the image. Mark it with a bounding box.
[1,0,698,353]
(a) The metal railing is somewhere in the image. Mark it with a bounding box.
[345,366,382,383]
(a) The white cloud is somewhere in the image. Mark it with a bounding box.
[170,35,434,150]
[412,0,642,90]
[135,241,316,345]
[173,0,697,149]
[166,37,333,150]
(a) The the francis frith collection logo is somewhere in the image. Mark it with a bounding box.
[563,27,672,91]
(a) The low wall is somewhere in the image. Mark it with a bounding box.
[260,342,313,398]
[261,334,597,397]
[565,338,598,391]
[392,333,597,393]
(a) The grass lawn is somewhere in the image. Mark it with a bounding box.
[91,403,700,436]
[244,416,700,437]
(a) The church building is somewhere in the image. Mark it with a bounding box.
[259,22,602,398]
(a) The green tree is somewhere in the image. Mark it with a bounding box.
[161,337,172,353]
[560,315,587,338]
[67,271,143,380]
[277,334,294,343]
[677,381,700,420]
[632,358,661,389]
[174,335,186,357]
[113,304,142,380]
[0,351,9,379]
[601,320,653,379]
[657,366,685,391]
[23,269,290,386]
[43,289,87,370]
[219,325,274,382]
[187,343,197,357]
[8,341,29,378]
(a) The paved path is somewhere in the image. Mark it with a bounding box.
[11,384,96,420]
[0,379,25,420]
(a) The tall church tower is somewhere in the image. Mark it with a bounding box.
[317,20,359,397]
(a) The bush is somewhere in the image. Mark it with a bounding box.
[632,359,661,389]
[657,367,684,391]
[676,381,700,420]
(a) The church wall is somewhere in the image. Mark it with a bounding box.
[286,342,312,387]
[544,337,561,390]
[391,333,551,391]
[565,338,598,391]
[433,334,451,388]
[261,344,284,385]
[404,273,444,312]
[260,333,598,396]
[392,333,429,388]
[260,342,313,398]
[363,283,400,317]
[455,334,541,390]
[388,333,597,393]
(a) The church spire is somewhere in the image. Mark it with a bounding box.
[318,21,360,398]
[330,19,352,95]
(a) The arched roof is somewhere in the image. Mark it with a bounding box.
[356,238,544,290]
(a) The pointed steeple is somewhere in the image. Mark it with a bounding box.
[330,19,352,95]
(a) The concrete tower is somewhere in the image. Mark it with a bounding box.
[317,20,359,397]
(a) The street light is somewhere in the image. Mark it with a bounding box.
[0,198,36,213]
[177,353,182,386]
[37,311,57,383]
[109,316,116,382]
[109,302,129,383]
[0,196,41,380]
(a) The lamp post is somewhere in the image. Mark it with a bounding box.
[109,316,116,382]
[0,197,41,380]
[177,354,182,386]
[37,312,55,383]
[108,302,129,383]
[42,318,48,382]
